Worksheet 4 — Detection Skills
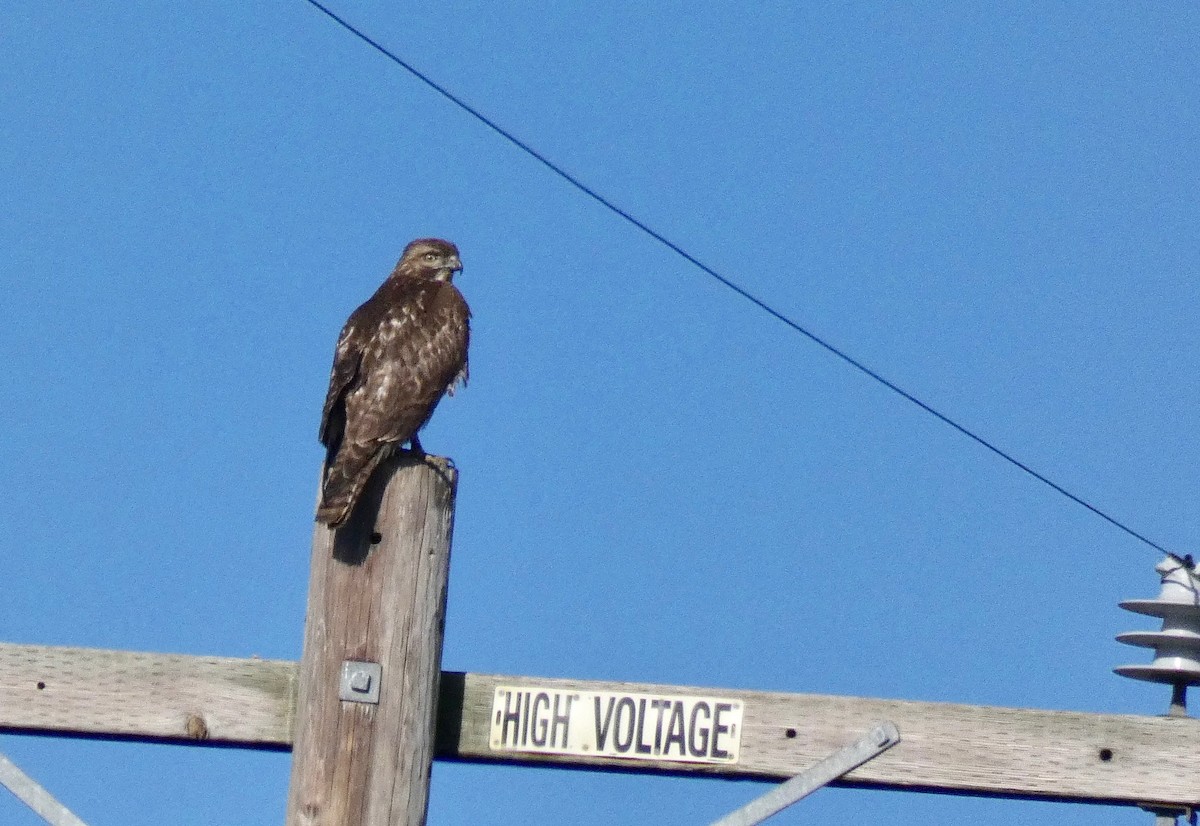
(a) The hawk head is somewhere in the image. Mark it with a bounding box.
[398,238,463,283]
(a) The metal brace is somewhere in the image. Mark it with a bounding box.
[1140,804,1196,826]
[709,721,900,826]
[0,750,89,826]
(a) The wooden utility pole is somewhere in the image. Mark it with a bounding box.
[285,454,457,826]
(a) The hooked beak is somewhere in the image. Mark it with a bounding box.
[434,255,463,282]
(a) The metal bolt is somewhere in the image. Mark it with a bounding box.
[340,661,383,704]
[869,721,900,748]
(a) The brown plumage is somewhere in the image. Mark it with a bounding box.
[316,238,470,527]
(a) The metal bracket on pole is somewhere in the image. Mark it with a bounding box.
[1139,804,1196,826]
[339,660,383,704]
[709,721,900,826]
[0,750,89,826]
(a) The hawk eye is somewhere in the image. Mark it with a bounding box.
[424,252,438,261]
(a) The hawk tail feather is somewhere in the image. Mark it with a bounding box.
[316,442,389,527]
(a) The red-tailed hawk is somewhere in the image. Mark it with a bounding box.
[316,238,470,527]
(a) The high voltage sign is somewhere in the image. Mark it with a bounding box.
[489,685,743,765]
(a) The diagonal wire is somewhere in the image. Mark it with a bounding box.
[299,0,1174,559]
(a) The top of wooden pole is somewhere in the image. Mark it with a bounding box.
[287,454,458,826]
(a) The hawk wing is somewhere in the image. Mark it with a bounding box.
[318,317,363,454]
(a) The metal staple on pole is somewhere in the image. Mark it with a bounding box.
[0,750,89,826]
[709,721,900,826]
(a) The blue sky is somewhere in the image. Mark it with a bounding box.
[2,2,1198,824]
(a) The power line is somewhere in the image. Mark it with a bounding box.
[299,0,1174,560]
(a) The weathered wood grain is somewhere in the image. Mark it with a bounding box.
[436,672,1200,808]
[285,454,457,826]
[0,643,294,746]
[4,650,1200,807]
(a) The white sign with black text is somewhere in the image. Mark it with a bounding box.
[489,685,743,765]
